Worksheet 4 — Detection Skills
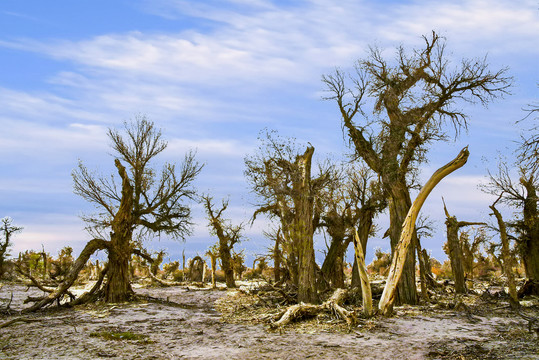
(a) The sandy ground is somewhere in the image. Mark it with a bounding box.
[0,283,538,360]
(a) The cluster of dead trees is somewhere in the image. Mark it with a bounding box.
[3,31,537,317]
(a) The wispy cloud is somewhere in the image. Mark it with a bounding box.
[0,0,536,262]
[1,10,42,23]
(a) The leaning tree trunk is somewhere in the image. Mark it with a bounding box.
[23,238,109,312]
[353,230,373,317]
[379,147,469,315]
[351,208,374,288]
[388,184,418,305]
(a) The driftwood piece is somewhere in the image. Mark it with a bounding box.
[271,288,355,327]
[379,147,469,316]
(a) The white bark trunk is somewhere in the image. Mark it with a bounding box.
[353,230,373,317]
[379,147,470,316]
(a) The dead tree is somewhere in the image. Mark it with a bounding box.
[23,117,202,311]
[263,227,283,283]
[323,31,511,305]
[206,245,219,288]
[442,198,486,294]
[245,132,331,303]
[203,195,244,288]
[414,215,438,299]
[353,230,372,317]
[348,166,386,288]
[188,256,205,282]
[483,154,538,294]
[231,250,246,280]
[0,218,22,279]
[490,196,519,306]
[460,228,489,282]
[379,147,469,315]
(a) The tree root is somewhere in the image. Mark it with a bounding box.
[270,288,356,328]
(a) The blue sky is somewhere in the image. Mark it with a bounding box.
[1,0,537,266]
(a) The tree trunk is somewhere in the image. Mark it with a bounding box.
[219,245,236,288]
[379,147,469,315]
[353,230,373,316]
[104,159,135,303]
[445,217,467,294]
[210,255,217,288]
[41,246,47,279]
[352,210,374,288]
[521,177,539,281]
[416,236,429,300]
[490,202,518,306]
[273,230,281,283]
[388,186,417,305]
[443,201,486,294]
[421,249,437,288]
[321,234,346,289]
[294,146,318,304]
[105,237,133,302]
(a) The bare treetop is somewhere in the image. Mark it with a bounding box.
[73,116,203,241]
[323,31,512,178]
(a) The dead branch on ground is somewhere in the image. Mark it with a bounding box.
[270,288,356,328]
[0,317,42,328]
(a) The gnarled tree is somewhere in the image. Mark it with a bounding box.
[0,217,22,279]
[442,198,486,294]
[483,149,538,293]
[202,195,244,288]
[24,116,202,311]
[245,131,331,303]
[323,31,510,304]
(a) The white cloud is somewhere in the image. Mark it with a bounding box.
[0,117,109,160]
